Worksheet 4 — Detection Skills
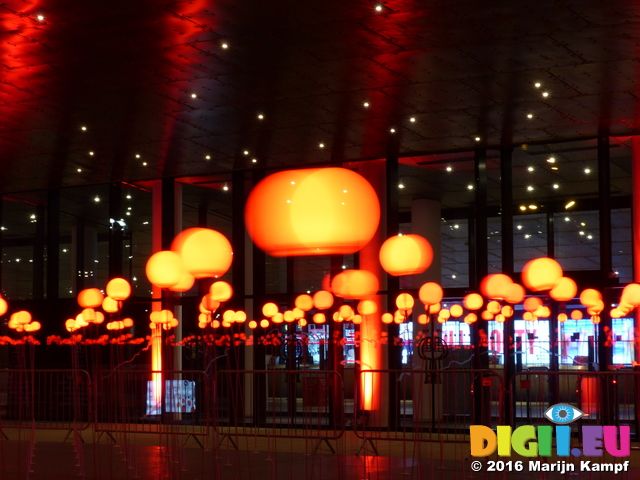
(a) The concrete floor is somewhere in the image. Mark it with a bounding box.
[0,427,638,480]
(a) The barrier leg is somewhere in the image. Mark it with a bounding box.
[356,438,378,456]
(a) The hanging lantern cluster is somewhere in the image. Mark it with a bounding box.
[150,310,179,330]
[67,278,132,333]
[9,311,41,333]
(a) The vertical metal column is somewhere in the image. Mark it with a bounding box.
[109,183,124,279]
[500,146,516,423]
[598,135,613,373]
[34,205,46,300]
[46,190,60,301]
[230,169,245,372]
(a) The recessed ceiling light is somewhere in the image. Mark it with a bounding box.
[553,184,559,189]
[528,166,534,172]
[579,231,585,236]
[534,82,541,88]
[446,166,452,172]
[81,126,87,131]
[551,166,558,171]
[467,185,474,190]
[565,200,575,209]
[375,4,383,11]
[519,206,526,211]
[142,162,147,166]
[528,205,537,210]
[517,224,523,229]
[126,195,132,199]
[584,168,591,174]
[564,217,570,221]
[525,234,531,239]
[319,143,325,148]
[409,117,416,122]
[452,275,457,279]
[398,183,405,189]
[135,154,140,158]
[527,113,533,119]
[191,93,197,98]
[475,137,481,142]
[37,14,44,21]
[527,186,534,191]
[77,168,82,173]
[89,151,94,156]
[363,102,369,107]
[587,235,593,240]
[205,155,210,160]
[580,222,586,226]
[223,185,229,191]
[221,43,229,49]
[542,92,549,97]
[244,150,249,155]
[454,224,459,229]
[94,196,100,203]
[257,114,264,119]
[252,158,257,163]
[547,157,555,163]
[389,128,395,133]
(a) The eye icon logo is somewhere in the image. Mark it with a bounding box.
[544,404,584,424]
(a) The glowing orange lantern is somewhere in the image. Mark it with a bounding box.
[523,297,542,312]
[379,234,433,276]
[396,293,414,311]
[331,270,379,299]
[481,311,494,320]
[106,278,131,301]
[171,228,232,279]
[260,319,270,328]
[570,310,583,320]
[580,288,602,307]
[523,312,534,321]
[210,281,233,302]
[123,318,133,328]
[313,313,326,324]
[262,303,279,317]
[0,298,7,316]
[284,310,295,322]
[293,307,305,319]
[202,295,220,312]
[549,277,577,302]
[357,300,377,315]
[621,283,640,306]
[501,305,514,317]
[418,314,428,324]
[102,296,120,313]
[480,274,513,300]
[439,309,451,321]
[418,282,443,305]
[14,311,31,325]
[295,294,313,311]
[487,301,501,315]
[313,290,334,310]
[339,305,355,320]
[272,313,284,323]
[78,288,104,308]
[245,167,380,256]
[169,272,195,292]
[146,251,185,288]
[522,258,563,291]
[463,293,483,311]
[505,283,526,304]
[464,313,477,324]
[450,304,463,318]
[558,313,568,322]
[495,314,505,323]
[428,303,441,314]
[381,313,393,324]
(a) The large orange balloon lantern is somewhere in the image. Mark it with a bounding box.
[245,167,380,256]
[418,282,443,305]
[549,277,577,302]
[522,258,563,291]
[78,288,104,308]
[171,228,233,279]
[480,274,513,300]
[106,278,131,301]
[146,251,185,288]
[331,270,379,299]
[0,297,7,316]
[379,234,433,276]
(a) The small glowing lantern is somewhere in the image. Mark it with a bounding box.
[522,258,563,291]
[449,304,463,318]
[549,277,577,302]
[106,278,131,301]
[248,320,257,329]
[331,269,379,299]
[463,293,483,311]
[313,290,334,310]
[580,288,602,307]
[480,274,513,300]
[379,234,433,276]
[262,303,279,317]
[260,319,270,328]
[505,283,525,304]
[464,313,477,324]
[570,310,583,320]
[357,300,377,315]
[169,272,195,292]
[146,251,185,288]
[418,282,443,305]
[102,296,120,313]
[313,313,326,324]
[428,303,441,314]
[396,293,414,311]
[0,298,7,316]
[381,313,393,324]
[210,281,233,302]
[295,294,313,311]
[523,297,542,312]
[245,167,380,256]
[78,288,104,308]
[171,228,232,279]
[621,283,640,306]
[558,313,568,322]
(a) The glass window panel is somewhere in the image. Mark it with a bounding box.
[513,214,547,271]
[554,210,600,271]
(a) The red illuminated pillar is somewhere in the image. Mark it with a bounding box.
[632,137,640,362]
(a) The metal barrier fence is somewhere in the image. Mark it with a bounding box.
[353,369,503,449]
[94,370,209,443]
[511,370,640,436]
[212,369,344,451]
[0,369,91,432]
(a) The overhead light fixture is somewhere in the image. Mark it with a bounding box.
[475,137,481,142]
[191,93,197,98]
[547,157,555,163]
[584,168,591,174]
[446,166,452,172]
[389,128,396,133]
[94,196,100,203]
[467,185,474,190]
[534,82,541,88]
[37,14,45,21]
[252,158,257,163]
[319,143,325,148]
[527,113,533,119]
[375,4,383,11]
[528,166,534,172]
[221,43,229,49]
[542,92,549,97]
[409,117,416,122]
[519,206,526,211]
[564,217,570,221]
[136,154,141,158]
[551,166,558,171]
[528,205,538,210]
[553,184,559,189]
[527,186,534,191]
[205,155,211,160]
[89,151,94,156]
[81,126,87,131]
[77,168,82,173]
[398,183,405,189]
[244,150,249,155]
[257,114,264,119]
[223,185,229,191]
[565,201,575,209]
[517,224,523,229]
[363,102,369,107]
